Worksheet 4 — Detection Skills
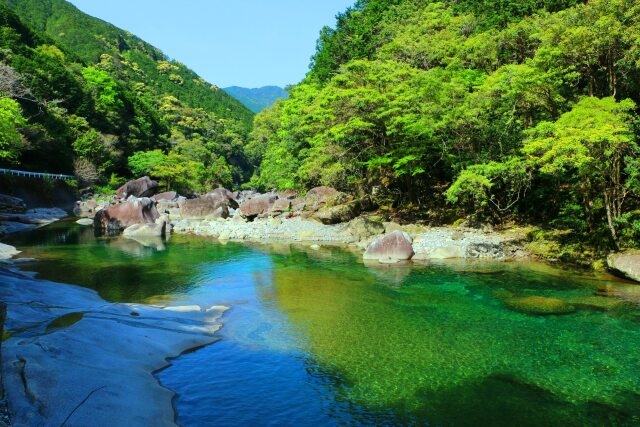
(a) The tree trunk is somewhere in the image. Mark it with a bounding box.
[604,191,620,250]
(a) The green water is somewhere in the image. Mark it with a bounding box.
[6,220,640,426]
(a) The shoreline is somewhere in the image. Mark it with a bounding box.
[0,265,227,427]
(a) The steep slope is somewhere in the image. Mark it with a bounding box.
[248,0,640,252]
[5,0,254,127]
[224,86,289,113]
[1,0,255,188]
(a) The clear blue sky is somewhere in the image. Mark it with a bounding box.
[67,0,354,88]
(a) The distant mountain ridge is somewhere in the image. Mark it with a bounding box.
[224,86,288,113]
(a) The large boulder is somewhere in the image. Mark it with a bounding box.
[123,215,169,239]
[116,177,159,199]
[607,251,640,283]
[240,193,278,219]
[348,217,385,241]
[270,198,292,216]
[363,231,415,263]
[74,198,111,218]
[179,196,229,220]
[314,200,361,225]
[152,191,177,202]
[304,186,351,211]
[205,188,239,209]
[0,194,26,214]
[94,197,159,235]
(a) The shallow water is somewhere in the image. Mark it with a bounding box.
[6,220,640,426]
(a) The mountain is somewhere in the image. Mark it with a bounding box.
[224,86,289,113]
[5,0,253,126]
[0,0,255,189]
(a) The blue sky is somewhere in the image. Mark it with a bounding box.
[67,0,354,88]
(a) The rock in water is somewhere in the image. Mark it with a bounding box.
[607,251,640,283]
[76,218,94,226]
[0,243,20,260]
[94,197,159,235]
[116,176,159,199]
[363,231,415,262]
[503,296,576,315]
[123,216,169,238]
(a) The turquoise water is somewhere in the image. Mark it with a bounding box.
[6,220,640,426]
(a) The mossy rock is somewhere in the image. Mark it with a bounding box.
[503,296,576,315]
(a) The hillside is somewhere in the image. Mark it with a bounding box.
[0,0,255,190]
[247,0,640,255]
[224,86,289,113]
[5,0,253,126]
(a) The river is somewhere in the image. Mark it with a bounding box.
[6,220,640,426]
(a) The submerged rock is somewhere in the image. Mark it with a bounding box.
[363,231,415,263]
[607,251,640,283]
[503,296,576,315]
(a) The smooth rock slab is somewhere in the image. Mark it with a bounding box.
[0,268,226,427]
[0,243,20,260]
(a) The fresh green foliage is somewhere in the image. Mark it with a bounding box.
[0,98,26,162]
[0,0,253,192]
[250,0,640,251]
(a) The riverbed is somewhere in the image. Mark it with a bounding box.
[5,220,640,426]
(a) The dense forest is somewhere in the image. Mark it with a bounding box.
[247,0,640,254]
[0,0,254,193]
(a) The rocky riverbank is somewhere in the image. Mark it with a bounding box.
[0,265,226,426]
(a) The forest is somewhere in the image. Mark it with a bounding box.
[247,0,640,255]
[0,0,254,194]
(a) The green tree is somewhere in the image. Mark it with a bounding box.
[0,98,26,163]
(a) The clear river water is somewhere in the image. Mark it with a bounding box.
[6,220,640,426]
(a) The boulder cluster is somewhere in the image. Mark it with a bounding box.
[75,178,376,238]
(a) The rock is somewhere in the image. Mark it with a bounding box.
[0,208,68,225]
[94,197,159,235]
[305,186,339,203]
[607,251,640,283]
[415,246,465,260]
[0,194,26,213]
[0,221,37,236]
[348,217,385,241]
[277,190,297,200]
[503,296,576,315]
[0,243,20,260]
[123,216,168,239]
[314,200,361,225]
[180,197,230,220]
[0,268,226,427]
[271,198,292,216]
[236,190,259,205]
[363,231,415,263]
[240,193,277,219]
[116,176,159,199]
[76,218,94,226]
[205,188,239,209]
[153,191,177,202]
[310,244,321,250]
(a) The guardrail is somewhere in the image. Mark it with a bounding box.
[0,168,75,180]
